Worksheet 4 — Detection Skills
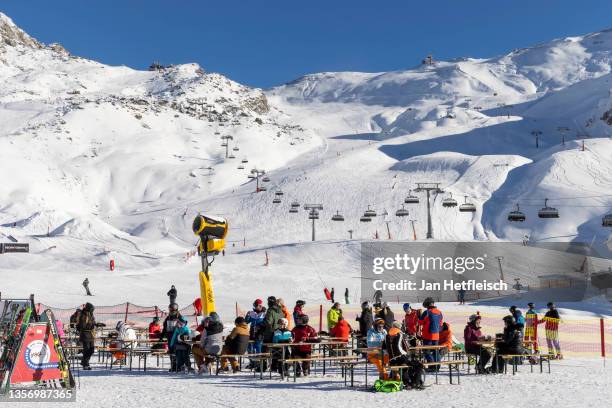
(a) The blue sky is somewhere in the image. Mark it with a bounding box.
[2,0,611,88]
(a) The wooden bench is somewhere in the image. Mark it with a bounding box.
[388,360,468,385]
[499,354,551,375]
[214,352,271,379]
[338,360,375,387]
[283,355,361,382]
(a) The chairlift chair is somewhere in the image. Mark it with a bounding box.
[602,214,612,227]
[237,164,244,170]
[538,198,559,219]
[233,146,239,151]
[289,207,298,214]
[262,176,270,183]
[272,197,281,204]
[360,215,372,222]
[442,193,458,208]
[459,196,476,212]
[363,205,377,217]
[395,206,409,217]
[241,158,248,163]
[331,211,344,222]
[258,186,267,192]
[404,190,420,204]
[247,174,255,179]
[507,204,526,222]
[221,142,227,147]
[228,154,236,159]
[275,190,284,196]
[291,201,300,208]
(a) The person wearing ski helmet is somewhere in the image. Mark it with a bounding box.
[263,296,283,344]
[77,302,96,370]
[402,303,419,338]
[327,302,343,332]
[491,315,524,373]
[524,302,539,353]
[509,305,525,331]
[355,301,373,348]
[464,314,492,373]
[539,302,562,359]
[293,300,305,322]
[376,302,395,331]
[271,318,293,375]
[419,297,443,365]
[366,318,389,379]
[245,298,266,356]
[291,314,318,376]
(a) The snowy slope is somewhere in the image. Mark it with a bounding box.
[0,11,610,313]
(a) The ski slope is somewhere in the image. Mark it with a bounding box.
[0,11,610,314]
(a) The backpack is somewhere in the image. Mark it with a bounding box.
[403,360,425,389]
[374,379,402,393]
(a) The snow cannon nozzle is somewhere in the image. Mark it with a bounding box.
[192,213,228,255]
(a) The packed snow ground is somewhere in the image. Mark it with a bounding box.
[13,358,612,408]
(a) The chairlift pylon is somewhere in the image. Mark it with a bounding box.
[507,203,526,222]
[538,198,559,219]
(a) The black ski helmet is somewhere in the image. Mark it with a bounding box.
[296,300,305,307]
[422,297,435,308]
[503,315,516,325]
[267,296,277,307]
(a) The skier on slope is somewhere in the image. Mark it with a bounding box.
[82,278,92,296]
[167,285,177,304]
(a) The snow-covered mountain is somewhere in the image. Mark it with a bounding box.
[0,11,610,310]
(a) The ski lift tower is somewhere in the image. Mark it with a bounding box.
[414,183,443,239]
[304,204,323,241]
[221,135,233,158]
[531,130,542,148]
[250,168,266,193]
[557,126,570,146]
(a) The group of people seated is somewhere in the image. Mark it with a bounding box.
[128,297,557,379]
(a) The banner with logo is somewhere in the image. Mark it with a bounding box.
[10,323,63,384]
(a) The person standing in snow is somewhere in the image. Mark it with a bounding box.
[330,288,335,303]
[82,278,92,296]
[356,301,374,348]
[291,315,318,377]
[538,302,562,359]
[419,297,443,365]
[402,303,420,343]
[262,296,283,344]
[161,303,182,371]
[245,299,266,356]
[277,298,291,329]
[167,285,177,304]
[327,302,342,332]
[271,318,292,375]
[524,302,539,353]
[170,316,194,373]
[76,302,96,370]
[293,300,305,322]
[509,305,525,332]
[344,288,350,304]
